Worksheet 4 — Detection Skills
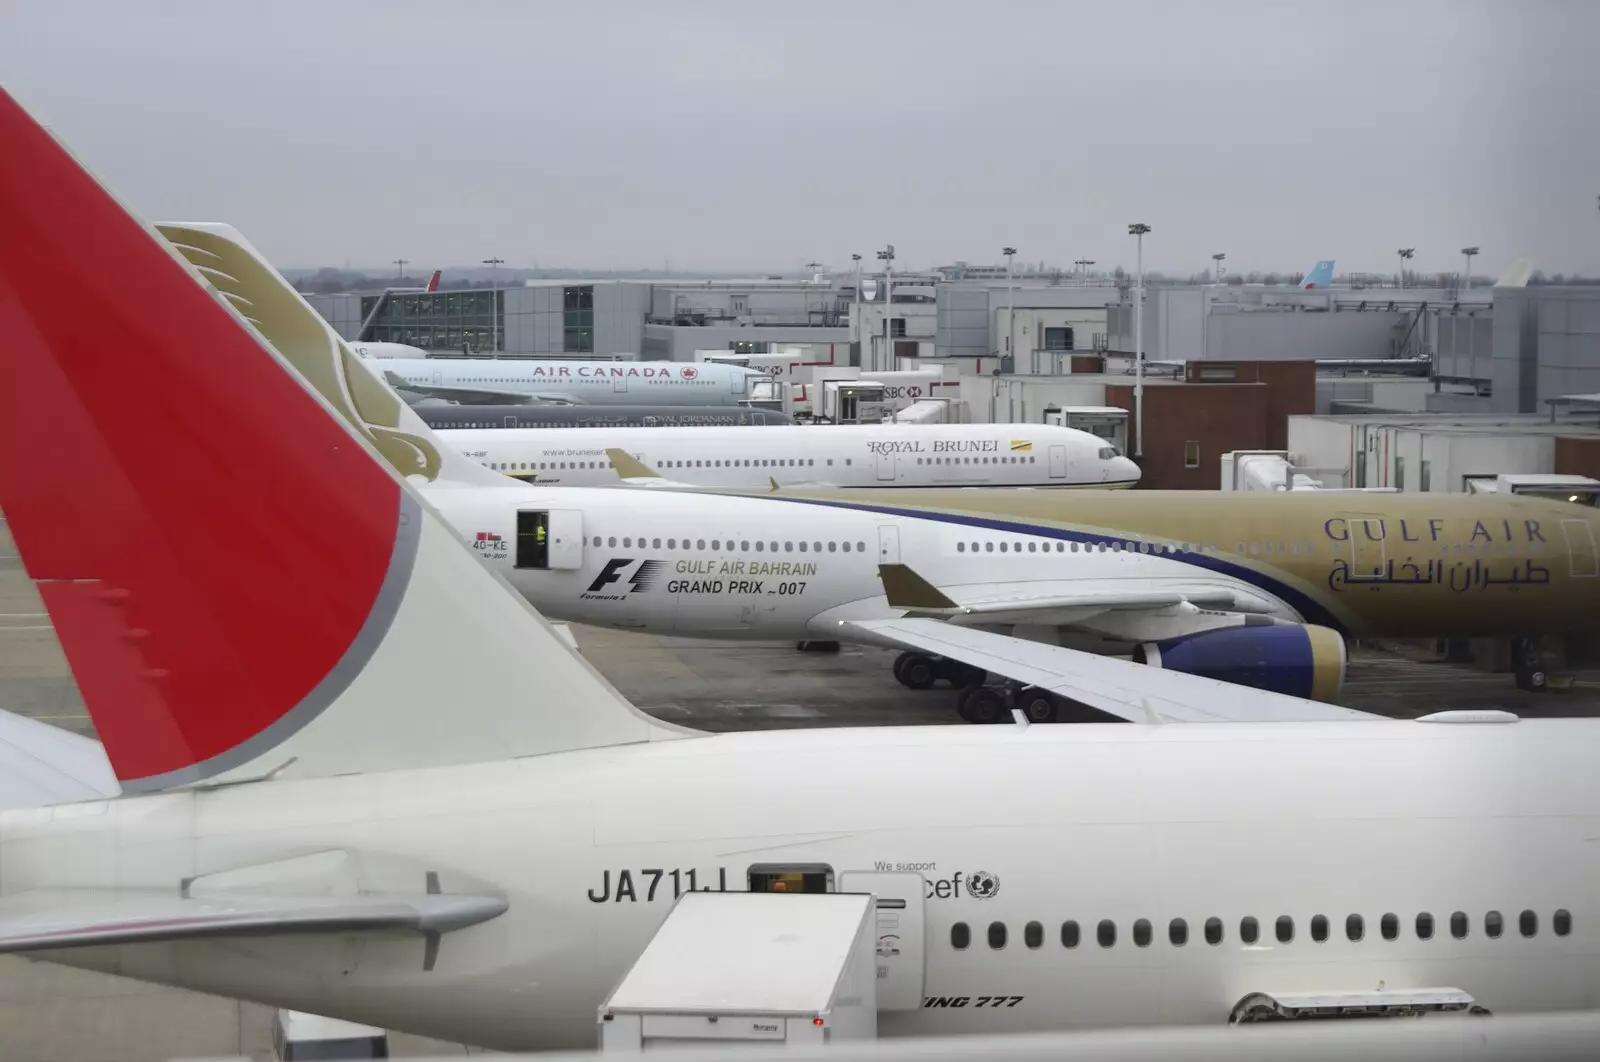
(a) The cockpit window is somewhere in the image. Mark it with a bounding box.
[1098,447,1119,460]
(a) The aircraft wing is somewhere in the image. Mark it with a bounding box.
[0,709,118,809]
[378,370,546,406]
[878,563,1267,627]
[844,618,1379,723]
[0,888,507,954]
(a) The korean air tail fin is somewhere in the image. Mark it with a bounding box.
[1300,260,1335,289]
[0,87,682,796]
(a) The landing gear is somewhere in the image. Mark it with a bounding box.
[1511,636,1552,693]
[796,640,841,653]
[1014,686,1060,723]
[892,652,985,690]
[956,685,1007,724]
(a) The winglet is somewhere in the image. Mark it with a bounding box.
[769,476,779,493]
[606,448,660,480]
[878,564,961,611]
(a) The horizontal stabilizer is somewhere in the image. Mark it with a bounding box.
[0,710,118,809]
[845,618,1378,723]
[0,888,506,954]
[605,448,660,480]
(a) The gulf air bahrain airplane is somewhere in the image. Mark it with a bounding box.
[4,88,1600,1050]
[160,231,1598,723]
[435,421,1140,489]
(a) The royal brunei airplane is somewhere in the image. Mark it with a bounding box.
[5,88,1600,1051]
[362,354,769,407]
[436,422,1140,489]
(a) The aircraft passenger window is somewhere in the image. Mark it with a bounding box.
[755,541,764,551]
[1028,542,1037,552]
[741,541,750,550]
[1309,915,1328,942]
[1520,909,1538,937]
[951,923,971,950]
[999,543,1008,553]
[1061,921,1080,948]
[608,537,617,547]
[771,542,780,552]
[1132,919,1151,948]
[799,542,808,552]
[827,459,834,466]
[1056,543,1064,552]
[1346,914,1364,941]
[846,460,852,466]
[1275,916,1294,943]
[592,536,602,546]
[858,542,866,552]
[1096,920,1116,948]
[1239,917,1259,945]
[1381,913,1399,940]
[1169,918,1187,947]
[958,543,966,552]
[1555,909,1572,936]
[842,542,851,552]
[697,539,706,550]
[988,922,1007,950]
[1024,921,1043,949]
[1416,912,1434,940]
[623,538,632,548]
[829,542,837,552]
[1451,912,1469,939]
[814,542,822,552]
[668,539,676,549]
[1486,910,1504,938]
[785,542,794,552]
[1204,917,1222,945]
[711,540,720,550]
[985,543,994,553]
[1250,543,1261,555]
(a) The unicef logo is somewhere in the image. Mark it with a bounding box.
[966,871,1000,900]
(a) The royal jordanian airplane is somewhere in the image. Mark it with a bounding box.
[363,355,769,407]
[436,422,1139,489]
[3,89,1600,1050]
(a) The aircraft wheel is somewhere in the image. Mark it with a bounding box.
[957,685,1007,725]
[892,651,916,686]
[1015,687,1060,723]
[900,654,939,690]
[796,640,841,653]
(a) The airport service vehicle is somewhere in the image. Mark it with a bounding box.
[415,403,793,429]
[360,354,768,407]
[436,422,1138,490]
[4,91,1600,1051]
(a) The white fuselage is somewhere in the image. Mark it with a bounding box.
[437,423,1140,490]
[14,721,1599,1050]
[378,358,764,406]
[424,483,1280,642]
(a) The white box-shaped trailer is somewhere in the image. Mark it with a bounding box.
[599,891,878,1051]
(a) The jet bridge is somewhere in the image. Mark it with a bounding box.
[598,891,878,1051]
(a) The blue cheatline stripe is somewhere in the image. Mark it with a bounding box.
[755,494,1352,634]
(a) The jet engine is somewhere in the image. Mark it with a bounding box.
[1132,624,1347,702]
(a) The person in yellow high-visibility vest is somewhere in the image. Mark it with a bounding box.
[535,523,547,547]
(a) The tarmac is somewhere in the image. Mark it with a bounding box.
[3,515,1600,1059]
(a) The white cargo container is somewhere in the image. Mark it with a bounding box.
[599,891,878,1052]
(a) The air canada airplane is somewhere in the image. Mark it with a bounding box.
[4,89,1600,1051]
[362,355,769,407]
[437,422,1140,489]
[416,402,794,429]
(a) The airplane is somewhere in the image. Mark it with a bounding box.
[435,422,1140,489]
[4,87,1600,1052]
[415,402,794,429]
[1300,259,1335,289]
[357,355,771,407]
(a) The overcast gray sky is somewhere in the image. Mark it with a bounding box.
[3,0,1596,276]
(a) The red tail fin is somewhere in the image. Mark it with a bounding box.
[425,269,441,292]
[0,89,405,789]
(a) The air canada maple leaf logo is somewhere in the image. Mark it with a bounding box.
[679,366,699,379]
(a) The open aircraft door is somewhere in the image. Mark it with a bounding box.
[515,509,583,570]
[838,871,925,1010]
[1048,443,1068,479]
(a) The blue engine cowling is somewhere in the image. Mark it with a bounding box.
[1132,624,1347,702]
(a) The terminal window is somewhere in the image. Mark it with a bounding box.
[1184,441,1200,469]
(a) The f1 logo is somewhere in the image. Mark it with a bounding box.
[585,558,663,594]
